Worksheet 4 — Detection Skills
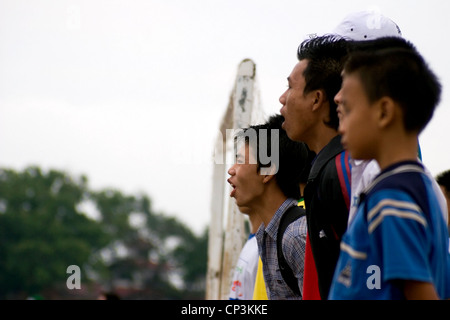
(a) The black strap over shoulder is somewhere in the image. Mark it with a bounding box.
[277,204,306,296]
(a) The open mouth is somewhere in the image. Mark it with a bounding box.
[230,184,236,197]
[227,179,236,197]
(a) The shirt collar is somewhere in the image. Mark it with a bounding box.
[309,135,344,180]
[261,198,298,241]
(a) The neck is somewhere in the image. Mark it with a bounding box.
[376,133,419,170]
[253,187,288,227]
[248,213,263,234]
[306,126,338,154]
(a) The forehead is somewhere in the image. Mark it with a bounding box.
[289,59,308,83]
[342,72,364,95]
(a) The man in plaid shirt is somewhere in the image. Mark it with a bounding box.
[227,114,313,299]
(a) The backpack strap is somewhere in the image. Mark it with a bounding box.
[277,204,306,296]
[335,150,352,211]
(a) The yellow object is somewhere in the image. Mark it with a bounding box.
[252,198,304,300]
[252,257,268,300]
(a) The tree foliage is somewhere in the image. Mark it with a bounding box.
[0,166,207,299]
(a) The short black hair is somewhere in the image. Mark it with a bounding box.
[343,38,441,133]
[437,170,450,191]
[236,114,313,199]
[347,36,415,54]
[297,35,349,130]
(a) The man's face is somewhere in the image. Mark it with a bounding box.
[227,143,265,208]
[279,59,317,143]
[336,72,379,160]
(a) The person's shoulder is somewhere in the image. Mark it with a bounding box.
[316,150,351,191]
[241,235,258,252]
[309,136,344,178]
[284,215,307,239]
[369,162,426,196]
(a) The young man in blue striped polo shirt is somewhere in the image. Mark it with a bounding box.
[329,37,450,299]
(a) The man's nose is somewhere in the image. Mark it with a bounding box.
[279,90,287,105]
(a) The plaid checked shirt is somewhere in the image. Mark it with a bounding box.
[255,198,307,300]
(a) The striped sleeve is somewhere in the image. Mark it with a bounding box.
[367,189,432,283]
[335,151,352,211]
[367,194,426,234]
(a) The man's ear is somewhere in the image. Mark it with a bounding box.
[376,97,396,128]
[311,89,326,112]
[261,164,277,183]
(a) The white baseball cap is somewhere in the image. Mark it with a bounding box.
[332,10,402,41]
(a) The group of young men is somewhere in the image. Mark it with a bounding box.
[227,10,450,300]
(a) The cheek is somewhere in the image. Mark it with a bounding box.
[346,116,375,158]
[285,90,297,109]
[341,115,361,149]
[345,117,363,145]
[237,167,260,189]
[346,109,365,133]
[285,96,306,131]
[235,173,263,205]
[345,116,358,135]
[338,115,348,134]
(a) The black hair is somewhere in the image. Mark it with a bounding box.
[297,35,350,130]
[236,114,314,199]
[347,36,415,54]
[437,170,450,192]
[343,38,441,133]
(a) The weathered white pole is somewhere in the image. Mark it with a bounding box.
[219,59,256,300]
[206,92,234,300]
[205,133,225,300]
[206,58,258,300]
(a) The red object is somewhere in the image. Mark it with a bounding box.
[302,232,321,300]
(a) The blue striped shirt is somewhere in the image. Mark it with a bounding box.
[255,198,307,300]
[329,161,450,299]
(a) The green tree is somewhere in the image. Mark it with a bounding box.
[91,189,207,299]
[0,166,208,299]
[0,166,110,299]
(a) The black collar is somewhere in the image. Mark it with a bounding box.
[308,135,344,181]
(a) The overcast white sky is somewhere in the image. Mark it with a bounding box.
[1,0,449,234]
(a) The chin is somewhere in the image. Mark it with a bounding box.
[285,128,300,142]
[238,206,251,214]
[235,199,249,210]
